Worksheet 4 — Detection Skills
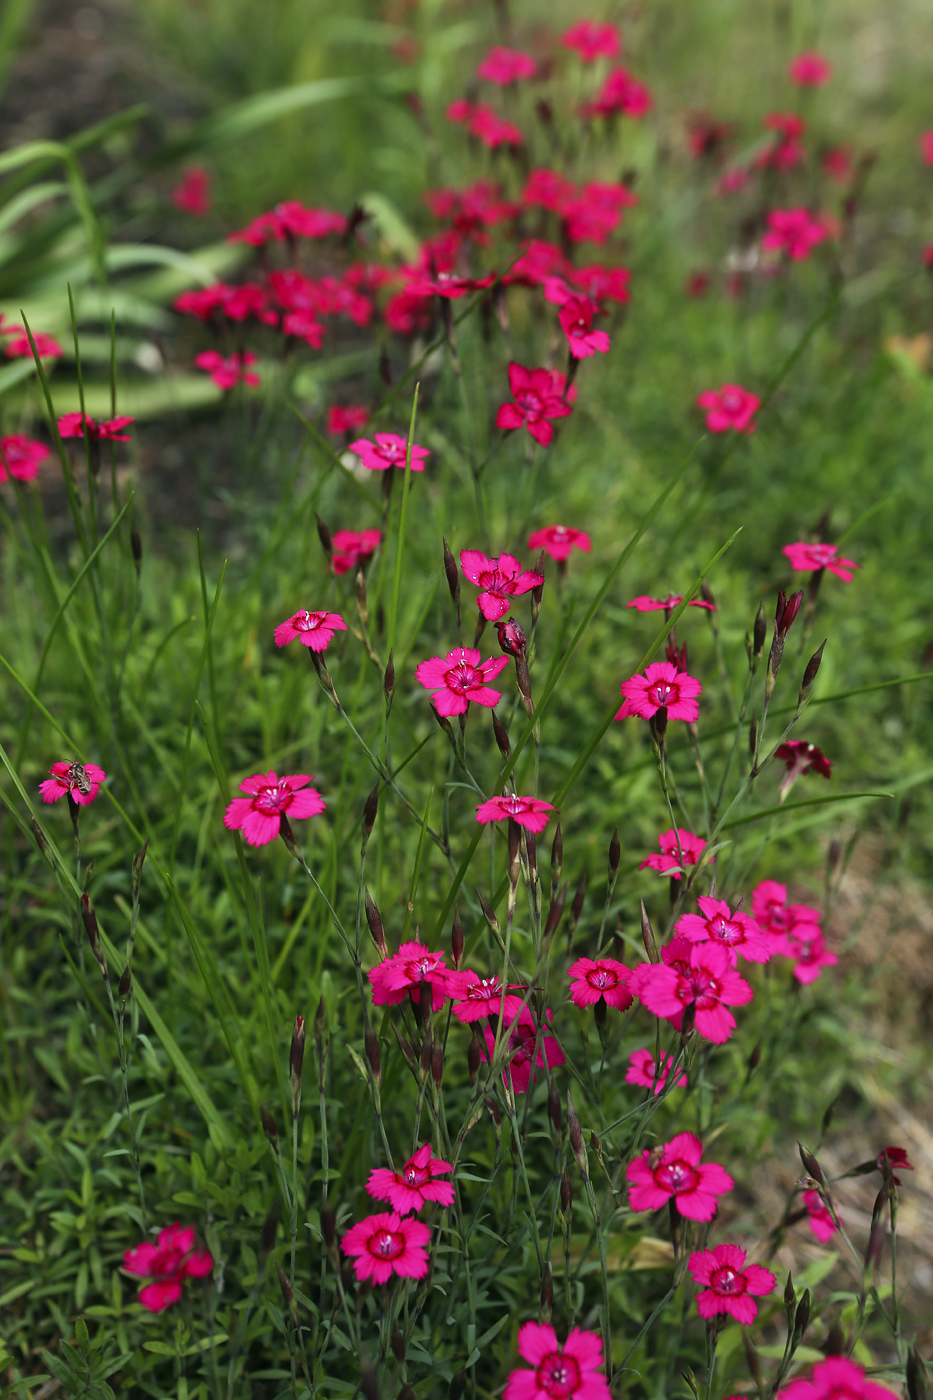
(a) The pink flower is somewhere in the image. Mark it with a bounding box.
[449,101,524,148]
[496,363,575,447]
[282,311,326,348]
[779,1358,901,1400]
[368,941,449,1011]
[920,133,933,166]
[522,168,576,211]
[782,541,860,582]
[477,45,537,84]
[327,405,370,435]
[790,51,832,86]
[194,350,260,390]
[628,938,754,1044]
[675,895,771,966]
[688,1244,776,1325]
[557,296,611,359]
[171,168,211,216]
[639,828,711,881]
[475,794,556,833]
[0,435,50,482]
[5,331,62,359]
[775,741,832,801]
[332,529,381,576]
[459,549,545,622]
[788,934,838,984]
[803,1188,837,1242]
[561,21,621,63]
[123,1223,213,1312]
[229,211,286,245]
[571,264,632,304]
[39,760,107,807]
[762,208,829,260]
[696,384,760,433]
[625,1048,687,1094]
[223,772,325,846]
[504,1321,611,1400]
[627,593,715,613]
[568,957,633,1010]
[617,662,702,722]
[349,433,430,473]
[527,525,591,562]
[481,1009,564,1094]
[822,147,854,183]
[415,646,509,716]
[273,609,347,652]
[626,1131,733,1220]
[275,202,347,240]
[58,413,134,442]
[174,284,233,320]
[340,1211,430,1285]
[367,1143,455,1214]
[448,970,525,1025]
[584,67,652,120]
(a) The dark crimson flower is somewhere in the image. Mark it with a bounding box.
[326,405,370,435]
[762,209,829,260]
[194,350,260,390]
[779,1358,900,1400]
[273,609,347,652]
[496,363,575,446]
[475,794,556,833]
[481,1009,564,1094]
[447,970,525,1025]
[171,168,211,216]
[625,1048,687,1094]
[368,941,448,1011]
[627,593,715,613]
[332,528,381,576]
[504,1321,611,1400]
[477,45,537,85]
[447,101,524,148]
[626,1131,733,1220]
[688,1244,776,1325]
[685,270,711,297]
[803,1188,837,1242]
[561,20,621,63]
[783,541,859,581]
[639,827,711,880]
[39,760,107,807]
[757,113,807,171]
[459,550,544,622]
[415,646,509,716]
[584,67,652,119]
[0,435,50,482]
[696,384,760,433]
[790,51,832,86]
[367,1143,455,1213]
[875,1146,913,1184]
[527,525,591,561]
[5,331,62,359]
[350,433,430,473]
[687,115,734,159]
[628,937,753,1044]
[495,617,527,657]
[570,263,632,303]
[775,741,832,802]
[568,957,633,1010]
[616,662,702,722]
[224,772,325,846]
[676,896,771,966]
[123,1223,213,1312]
[58,413,134,442]
[340,1212,430,1284]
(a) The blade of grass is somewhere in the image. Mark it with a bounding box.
[386,384,420,658]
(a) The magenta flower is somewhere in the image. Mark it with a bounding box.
[779,1358,900,1400]
[788,934,838,984]
[627,1131,733,1221]
[171,167,211,217]
[332,529,381,576]
[415,646,509,716]
[273,609,346,652]
[446,970,525,1025]
[496,363,575,447]
[639,827,711,880]
[789,51,832,86]
[762,208,829,260]
[58,412,134,442]
[6,331,62,359]
[628,937,754,1044]
[803,1188,837,1242]
[0,435,50,482]
[921,133,933,166]
[584,67,652,120]
[326,405,370,435]
[367,1143,455,1214]
[617,662,702,722]
[675,896,771,966]
[775,740,832,801]
[194,350,260,391]
[123,1223,213,1312]
[557,295,611,359]
[876,1146,913,1183]
[349,432,430,473]
[340,1211,430,1285]
[459,549,545,622]
[625,1048,687,1094]
[275,202,347,240]
[696,384,760,433]
[627,593,715,613]
[571,264,632,304]
[477,45,537,84]
[368,941,449,1011]
[568,957,633,1010]
[39,760,107,807]
[224,772,325,846]
[282,311,326,347]
[527,525,591,562]
[475,793,556,833]
[504,1321,611,1400]
[561,21,621,63]
[782,541,860,582]
[481,1009,564,1094]
[751,880,822,954]
[688,1244,776,1325]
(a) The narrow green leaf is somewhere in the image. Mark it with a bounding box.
[720,791,892,829]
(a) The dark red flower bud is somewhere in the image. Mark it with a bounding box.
[432,1041,443,1088]
[364,1017,381,1086]
[260,1198,281,1259]
[276,1261,293,1307]
[118,966,132,999]
[543,884,567,941]
[649,705,668,745]
[665,636,688,673]
[492,709,511,759]
[548,1078,561,1138]
[261,1106,278,1142]
[560,1167,572,1212]
[468,1034,481,1083]
[753,602,767,659]
[798,639,826,707]
[566,1090,585,1172]
[608,826,621,879]
[321,1199,336,1248]
[823,1323,845,1358]
[495,616,527,658]
[362,782,379,841]
[798,1141,825,1185]
[315,512,333,560]
[365,889,388,958]
[451,904,464,970]
[442,536,460,607]
[775,587,803,639]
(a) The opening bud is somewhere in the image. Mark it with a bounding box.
[798,1141,825,1185]
[449,1371,467,1400]
[775,587,803,639]
[361,1364,379,1400]
[543,885,567,942]
[80,893,100,955]
[495,616,527,659]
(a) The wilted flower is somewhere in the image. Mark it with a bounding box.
[340,1212,430,1284]
[367,1144,455,1214]
[629,937,754,1043]
[194,350,260,390]
[415,646,509,716]
[475,794,556,833]
[561,21,621,63]
[496,363,575,446]
[274,609,347,652]
[58,413,134,442]
[527,525,591,561]
[171,168,211,216]
[617,662,702,722]
[504,1321,611,1400]
[782,541,860,582]
[626,1131,733,1220]
[349,433,431,472]
[568,957,633,1010]
[675,896,771,966]
[332,529,381,576]
[477,45,537,84]
[695,384,760,433]
[875,1146,913,1184]
[775,741,832,801]
[0,435,50,482]
[39,760,107,807]
[779,1358,900,1400]
[789,51,832,86]
[123,1223,213,1312]
[639,828,711,880]
[688,1244,776,1324]
[368,942,449,1011]
[224,773,325,846]
[460,549,545,621]
[625,1048,687,1094]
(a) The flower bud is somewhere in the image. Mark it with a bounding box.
[566,1090,586,1173]
[665,635,688,673]
[132,838,149,900]
[442,537,460,608]
[560,1167,572,1212]
[365,889,388,958]
[492,709,511,759]
[276,1261,293,1307]
[31,818,48,857]
[321,1200,336,1248]
[118,965,132,999]
[476,887,501,938]
[540,1267,553,1320]
[468,1034,481,1083]
[495,616,527,658]
[753,602,767,659]
[608,826,621,880]
[907,1347,930,1400]
[451,905,464,969]
[362,782,379,842]
[260,1198,280,1259]
[449,1370,467,1400]
[383,649,395,705]
[364,1017,381,1086]
[823,1323,845,1358]
[550,820,562,898]
[570,873,586,934]
[361,1364,379,1400]
[640,900,658,962]
[649,705,668,746]
[798,639,826,708]
[543,884,567,942]
[821,1097,837,1135]
[784,1271,796,1315]
[392,1324,405,1366]
[290,1014,305,1084]
[792,1289,811,1346]
[775,588,803,639]
[315,512,333,561]
[548,1079,561,1138]
[261,1106,278,1142]
[432,1041,443,1088]
[531,552,546,625]
[798,1141,825,1185]
[508,819,522,889]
